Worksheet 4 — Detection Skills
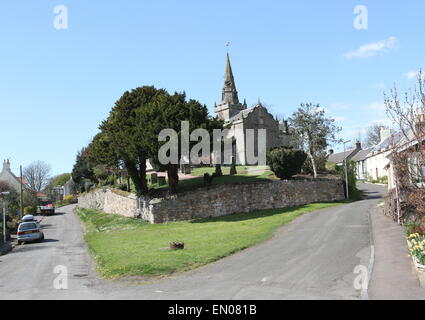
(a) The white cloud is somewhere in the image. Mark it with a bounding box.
[362,101,386,111]
[343,37,398,59]
[330,103,351,110]
[404,70,419,80]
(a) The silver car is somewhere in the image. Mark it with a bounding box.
[17,221,44,244]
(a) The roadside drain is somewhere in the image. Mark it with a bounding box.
[73,274,88,278]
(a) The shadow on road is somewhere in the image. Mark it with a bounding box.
[190,205,310,224]
[42,239,59,243]
[361,191,385,200]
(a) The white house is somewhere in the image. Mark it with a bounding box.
[0,160,24,192]
[351,147,374,180]
[363,129,403,181]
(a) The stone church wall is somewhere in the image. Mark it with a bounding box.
[78,179,345,224]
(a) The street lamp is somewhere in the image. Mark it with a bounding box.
[1,192,10,244]
[343,140,351,199]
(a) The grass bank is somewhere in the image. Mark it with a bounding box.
[76,201,346,279]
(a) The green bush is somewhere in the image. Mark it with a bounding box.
[267,148,307,180]
[378,176,388,184]
[326,161,337,173]
[302,152,327,174]
[336,160,360,200]
[24,206,36,215]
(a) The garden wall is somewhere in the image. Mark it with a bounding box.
[78,189,139,218]
[78,180,345,224]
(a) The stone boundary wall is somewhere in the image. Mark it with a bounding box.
[78,180,345,224]
[78,189,138,218]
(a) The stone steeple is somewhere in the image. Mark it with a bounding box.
[221,53,240,105]
[215,54,246,121]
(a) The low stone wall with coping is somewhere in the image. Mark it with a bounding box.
[78,179,345,224]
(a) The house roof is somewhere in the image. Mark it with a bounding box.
[351,147,374,162]
[371,131,404,155]
[328,148,358,164]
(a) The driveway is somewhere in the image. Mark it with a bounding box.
[0,183,387,299]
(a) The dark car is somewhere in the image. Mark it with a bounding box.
[38,200,55,215]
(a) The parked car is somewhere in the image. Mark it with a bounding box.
[22,215,35,222]
[38,200,55,215]
[17,221,44,244]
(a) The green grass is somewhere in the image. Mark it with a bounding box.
[144,166,278,192]
[76,201,346,279]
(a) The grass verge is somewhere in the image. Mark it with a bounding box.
[76,201,346,279]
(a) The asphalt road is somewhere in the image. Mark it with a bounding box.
[0,183,386,300]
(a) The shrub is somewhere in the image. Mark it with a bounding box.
[56,195,78,207]
[267,148,307,180]
[378,176,388,184]
[24,206,36,215]
[64,195,77,203]
[335,160,360,200]
[326,161,337,173]
[302,152,327,174]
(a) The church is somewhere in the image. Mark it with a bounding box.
[214,54,296,165]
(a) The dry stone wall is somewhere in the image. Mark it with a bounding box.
[78,180,345,224]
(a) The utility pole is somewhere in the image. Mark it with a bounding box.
[20,165,23,219]
[1,192,10,243]
[343,140,351,199]
[2,207,5,243]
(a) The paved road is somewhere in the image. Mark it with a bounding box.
[0,183,386,300]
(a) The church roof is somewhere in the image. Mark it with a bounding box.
[228,103,268,122]
[228,107,255,122]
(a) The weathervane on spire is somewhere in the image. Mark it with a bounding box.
[225,41,231,53]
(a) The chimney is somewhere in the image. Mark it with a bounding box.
[380,127,391,143]
[2,159,10,172]
[329,149,334,155]
[355,141,362,150]
[415,113,425,134]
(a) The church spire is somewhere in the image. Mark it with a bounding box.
[221,53,239,105]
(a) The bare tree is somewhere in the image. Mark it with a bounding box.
[385,71,425,186]
[23,161,51,192]
[364,123,386,147]
[289,103,342,178]
[0,181,12,193]
[384,71,425,224]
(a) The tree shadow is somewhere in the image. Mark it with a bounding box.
[360,190,385,200]
[42,239,59,243]
[40,224,54,229]
[190,205,310,224]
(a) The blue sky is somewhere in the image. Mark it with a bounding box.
[0,0,424,176]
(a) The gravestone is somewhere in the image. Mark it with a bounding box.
[150,173,158,184]
[158,176,167,186]
[230,157,237,175]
